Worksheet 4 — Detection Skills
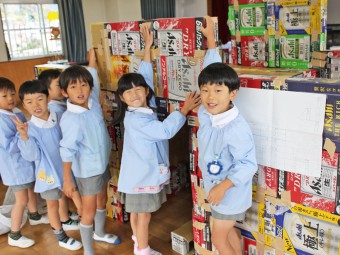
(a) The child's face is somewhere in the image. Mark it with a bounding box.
[120,85,149,108]
[22,93,49,120]
[200,83,238,115]
[48,77,64,101]
[62,79,91,108]
[0,89,16,111]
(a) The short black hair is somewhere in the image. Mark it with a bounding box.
[198,62,240,92]
[38,69,61,89]
[59,65,93,91]
[0,77,15,92]
[113,73,154,125]
[19,80,49,102]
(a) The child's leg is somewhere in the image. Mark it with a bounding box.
[130,213,138,253]
[11,189,28,232]
[45,197,82,251]
[228,228,242,255]
[58,194,79,230]
[136,212,151,249]
[27,188,49,225]
[58,193,70,222]
[8,189,35,248]
[80,194,97,255]
[70,191,82,217]
[27,187,38,213]
[93,183,120,244]
[46,200,62,230]
[211,219,237,255]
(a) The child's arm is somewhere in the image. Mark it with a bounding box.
[201,16,221,67]
[59,117,82,197]
[11,115,40,161]
[138,24,156,107]
[208,131,257,206]
[62,162,75,197]
[87,48,100,101]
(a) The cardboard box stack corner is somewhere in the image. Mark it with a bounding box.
[227,0,328,70]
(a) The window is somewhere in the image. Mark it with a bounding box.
[0,1,63,60]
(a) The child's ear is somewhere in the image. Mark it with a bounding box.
[119,95,125,103]
[230,89,238,101]
[61,89,68,98]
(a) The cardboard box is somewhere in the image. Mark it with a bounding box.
[171,221,194,255]
[238,3,267,36]
[157,53,204,100]
[279,35,311,69]
[148,17,218,57]
[272,203,340,255]
[237,36,270,67]
[285,77,340,150]
[285,150,340,215]
[34,63,70,79]
[105,21,144,56]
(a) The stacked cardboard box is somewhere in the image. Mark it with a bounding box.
[311,49,340,78]
[227,0,328,68]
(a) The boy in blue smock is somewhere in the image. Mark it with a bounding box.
[38,69,82,221]
[12,80,82,251]
[0,77,49,248]
[59,49,120,255]
[38,69,66,115]
[197,17,258,255]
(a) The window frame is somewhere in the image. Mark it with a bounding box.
[0,0,63,61]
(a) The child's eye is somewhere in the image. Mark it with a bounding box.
[201,89,208,93]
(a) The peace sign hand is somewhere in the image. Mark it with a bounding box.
[10,115,29,141]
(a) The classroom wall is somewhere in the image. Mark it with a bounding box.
[175,0,207,18]
[82,0,142,49]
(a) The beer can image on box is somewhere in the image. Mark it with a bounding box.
[284,212,340,255]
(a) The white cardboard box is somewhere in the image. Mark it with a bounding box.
[171,221,194,255]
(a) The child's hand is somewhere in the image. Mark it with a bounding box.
[207,183,227,206]
[180,91,201,116]
[11,115,29,141]
[141,24,153,50]
[207,179,234,206]
[63,179,76,198]
[88,47,96,68]
[201,16,216,49]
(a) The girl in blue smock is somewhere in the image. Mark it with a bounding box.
[114,26,201,255]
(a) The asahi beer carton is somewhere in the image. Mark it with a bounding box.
[105,21,144,56]
[258,166,285,198]
[149,17,218,57]
[228,5,236,36]
[274,203,340,255]
[108,55,142,91]
[238,3,267,36]
[272,0,328,51]
[285,150,340,215]
[229,37,238,65]
[238,36,268,67]
[285,77,340,150]
[229,0,265,4]
[157,54,204,101]
[279,35,311,69]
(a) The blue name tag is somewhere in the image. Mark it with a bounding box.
[207,160,223,175]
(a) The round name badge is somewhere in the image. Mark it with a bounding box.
[207,160,223,175]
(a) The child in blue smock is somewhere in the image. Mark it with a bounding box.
[12,80,82,251]
[38,69,66,115]
[115,25,201,255]
[59,48,121,255]
[38,69,82,221]
[197,17,258,255]
[0,77,49,248]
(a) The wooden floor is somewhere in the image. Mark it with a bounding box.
[0,183,193,255]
